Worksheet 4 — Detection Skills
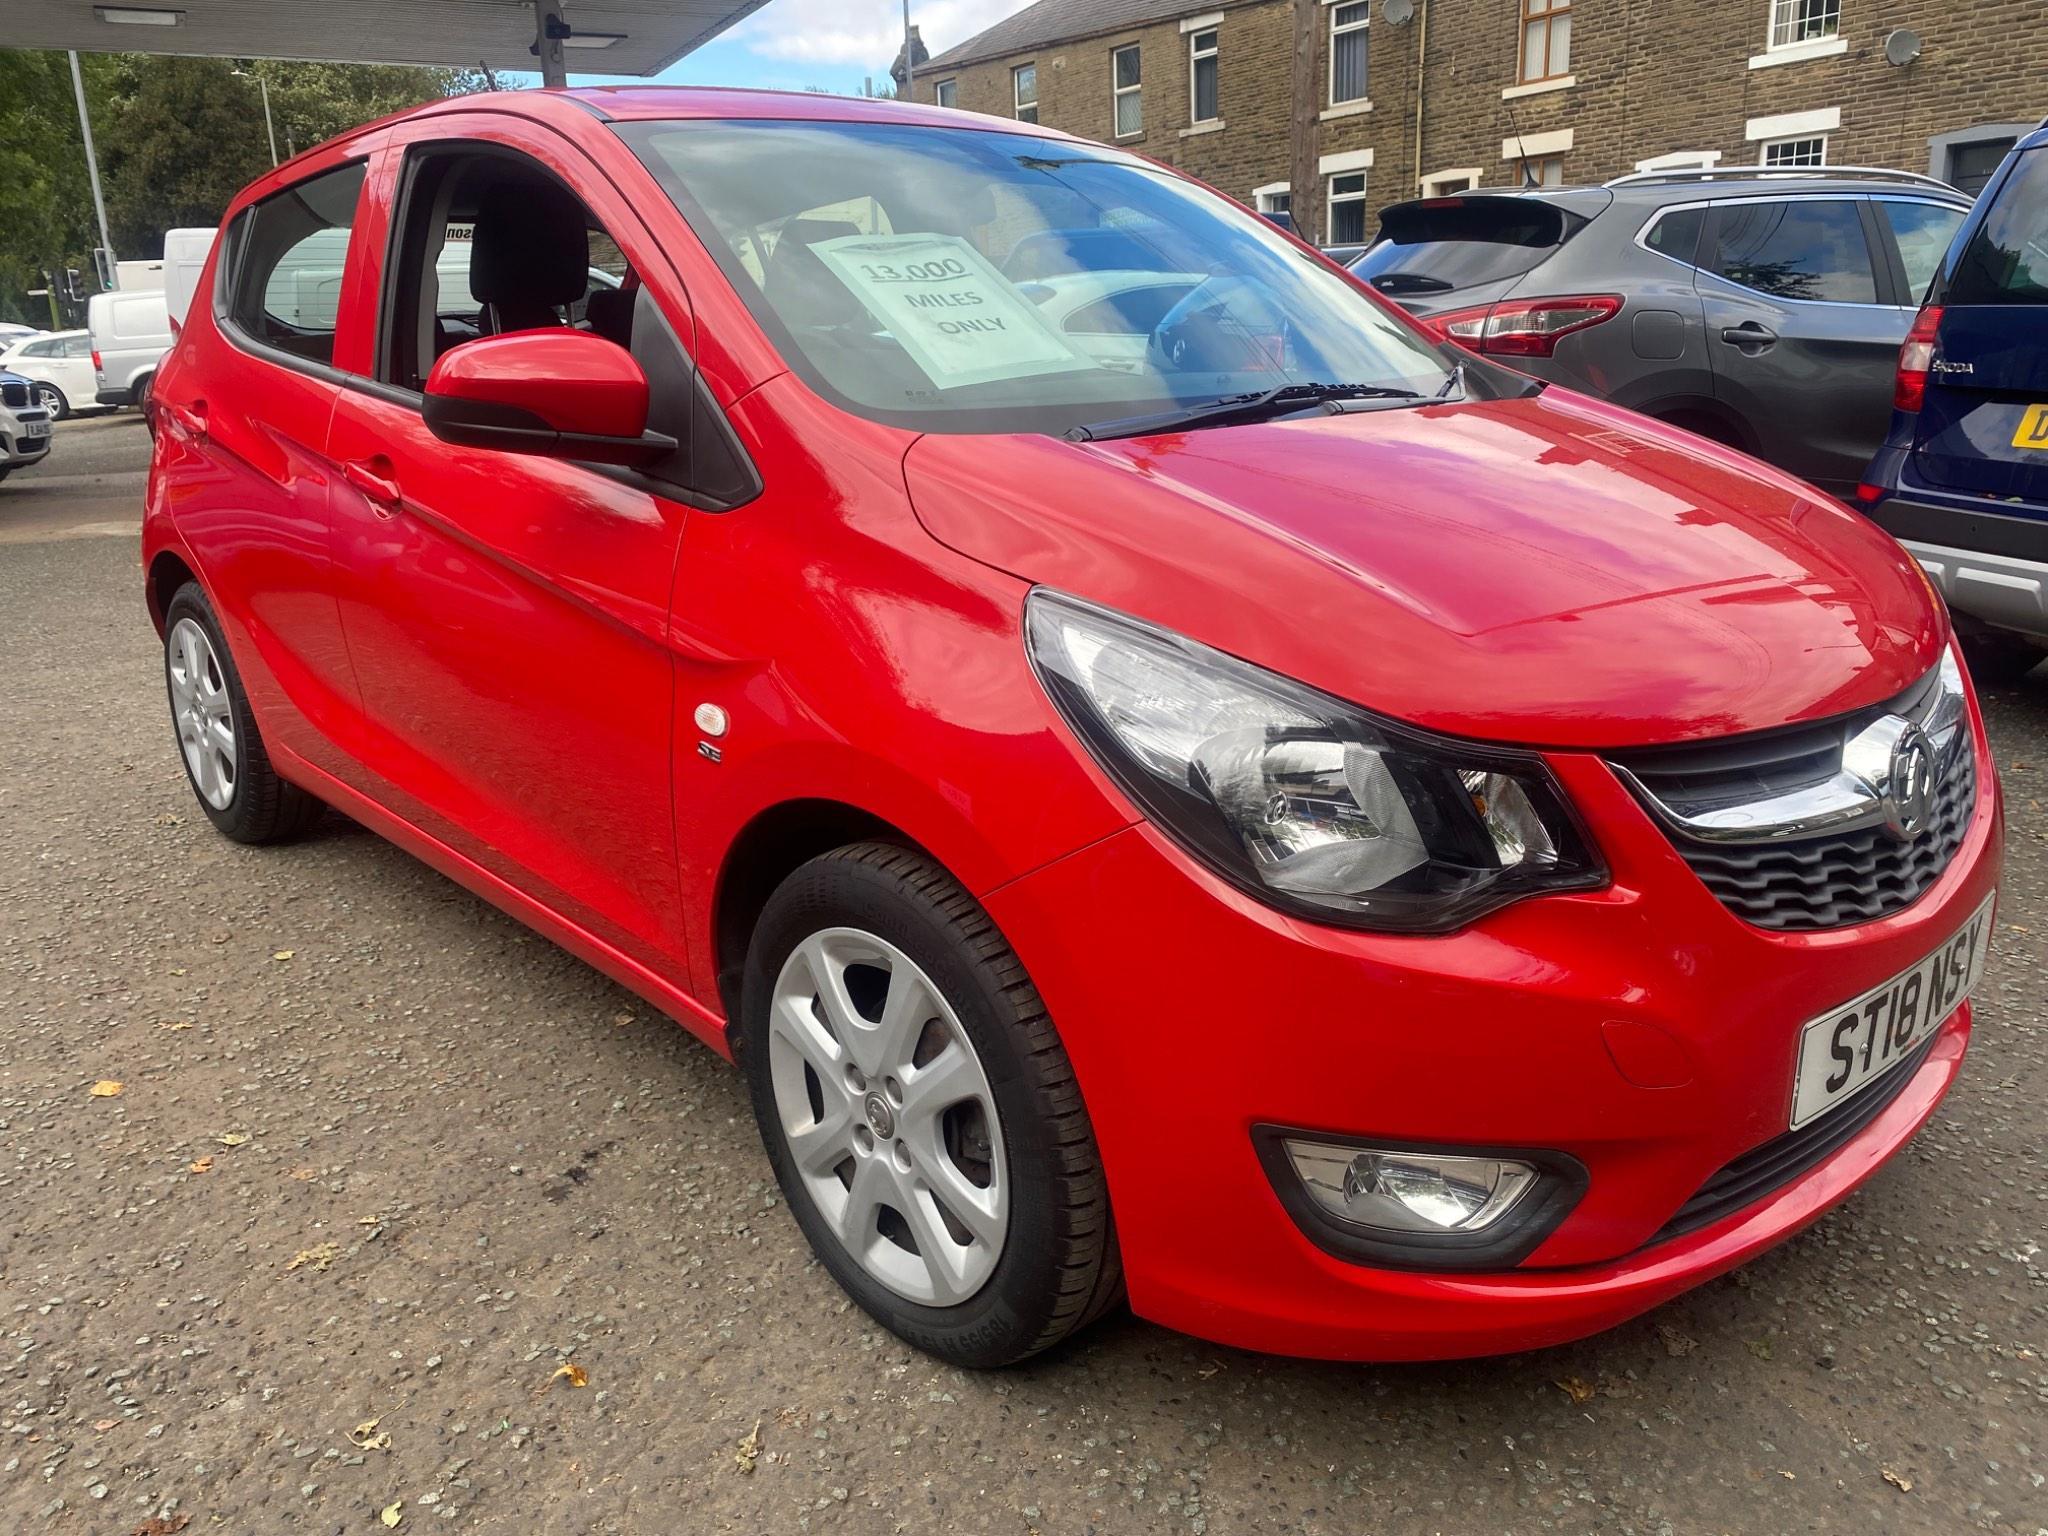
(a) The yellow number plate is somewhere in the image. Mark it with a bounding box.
[2013,403,2048,450]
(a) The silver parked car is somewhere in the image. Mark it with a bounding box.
[1353,167,1971,497]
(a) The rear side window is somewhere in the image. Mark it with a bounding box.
[1943,149,2048,306]
[1707,199,1876,304]
[224,160,367,366]
[1876,199,1965,302]
[1642,206,1705,265]
[1353,198,1585,294]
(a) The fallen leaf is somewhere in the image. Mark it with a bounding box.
[90,1080,125,1098]
[152,811,184,827]
[272,950,295,961]
[1746,1337,1774,1361]
[189,1157,214,1174]
[285,1242,341,1273]
[288,1167,318,1181]
[380,1500,404,1528]
[94,1418,118,1432]
[349,1417,392,1451]
[735,1419,762,1475]
[550,1362,590,1389]
[1553,1375,1596,1405]
[612,1011,635,1027]
[217,1132,251,1147]
[1657,1324,1699,1357]
[158,1020,193,1032]
[130,1518,191,1536]
[169,967,188,976]
[1881,1468,1914,1493]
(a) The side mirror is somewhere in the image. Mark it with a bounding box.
[423,329,677,467]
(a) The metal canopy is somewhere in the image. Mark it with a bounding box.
[0,0,771,77]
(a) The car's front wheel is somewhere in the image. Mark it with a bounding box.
[161,582,325,843]
[740,843,1122,1368]
[33,383,68,420]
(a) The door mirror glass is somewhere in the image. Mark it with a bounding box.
[423,329,674,466]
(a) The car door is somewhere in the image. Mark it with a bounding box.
[322,120,698,978]
[150,147,376,782]
[1697,196,1899,494]
[56,332,97,406]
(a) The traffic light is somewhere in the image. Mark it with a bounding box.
[64,267,85,302]
[93,247,116,291]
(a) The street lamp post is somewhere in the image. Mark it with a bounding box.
[233,68,279,167]
[67,50,117,288]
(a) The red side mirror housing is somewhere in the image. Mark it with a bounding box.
[423,329,673,466]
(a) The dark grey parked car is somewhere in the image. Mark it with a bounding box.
[1352,167,1971,496]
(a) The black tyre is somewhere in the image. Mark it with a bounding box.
[1959,629,2045,686]
[162,582,325,844]
[34,383,68,420]
[739,843,1122,1368]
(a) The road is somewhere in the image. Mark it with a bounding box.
[2,414,2043,1535]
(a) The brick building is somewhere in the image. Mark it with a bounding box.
[913,0,2044,243]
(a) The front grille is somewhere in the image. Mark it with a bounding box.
[1674,751,1975,930]
[1610,663,1977,931]
[0,380,28,409]
[1646,1034,1937,1246]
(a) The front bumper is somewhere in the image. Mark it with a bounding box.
[985,725,2002,1361]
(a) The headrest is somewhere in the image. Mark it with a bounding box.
[470,179,590,309]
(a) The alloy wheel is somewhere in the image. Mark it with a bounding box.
[166,616,238,810]
[767,927,1009,1306]
[33,383,65,420]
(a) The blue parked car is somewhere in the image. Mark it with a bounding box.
[1860,119,2048,683]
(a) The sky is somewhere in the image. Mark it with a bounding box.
[538,0,1039,95]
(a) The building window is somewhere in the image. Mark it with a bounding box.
[1327,170,1369,243]
[933,78,957,108]
[1633,149,1723,173]
[1329,1,1369,105]
[1421,168,1480,195]
[1767,0,1840,50]
[1253,182,1293,217]
[1189,28,1219,124]
[1511,153,1567,186]
[1518,0,1570,84]
[1112,44,1142,136]
[1013,63,1038,123]
[1762,135,1827,167]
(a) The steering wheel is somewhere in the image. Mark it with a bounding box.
[1146,274,1287,377]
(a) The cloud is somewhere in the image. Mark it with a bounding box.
[731,0,1036,68]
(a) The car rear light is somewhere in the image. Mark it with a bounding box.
[91,348,103,372]
[1853,482,1886,505]
[1426,295,1622,358]
[1894,304,1942,413]
[168,313,181,340]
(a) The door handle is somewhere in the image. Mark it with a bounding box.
[343,457,402,512]
[1720,323,1778,348]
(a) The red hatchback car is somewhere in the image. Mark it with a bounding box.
[143,88,2002,1367]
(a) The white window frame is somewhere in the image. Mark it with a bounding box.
[1252,181,1292,216]
[1761,135,1829,168]
[933,77,957,108]
[1318,148,1372,245]
[1012,62,1038,123]
[1111,43,1142,138]
[1420,166,1481,196]
[1185,19,1221,126]
[1326,0,1369,108]
[1766,0,1840,51]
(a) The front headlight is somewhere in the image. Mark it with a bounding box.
[1025,591,1605,933]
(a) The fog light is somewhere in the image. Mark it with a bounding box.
[1284,1141,1537,1233]
[1254,1127,1587,1270]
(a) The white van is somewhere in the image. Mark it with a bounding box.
[163,227,217,333]
[86,288,172,409]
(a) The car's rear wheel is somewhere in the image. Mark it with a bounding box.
[162,583,325,843]
[739,843,1122,1368]
[33,383,68,420]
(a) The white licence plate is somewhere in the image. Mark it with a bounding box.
[24,418,49,439]
[1791,894,1994,1129]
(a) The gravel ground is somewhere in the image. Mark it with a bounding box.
[2,415,2045,1535]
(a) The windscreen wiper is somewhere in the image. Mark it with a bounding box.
[1064,381,1426,443]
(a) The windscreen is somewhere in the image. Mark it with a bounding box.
[1352,198,1581,295]
[622,119,1451,435]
